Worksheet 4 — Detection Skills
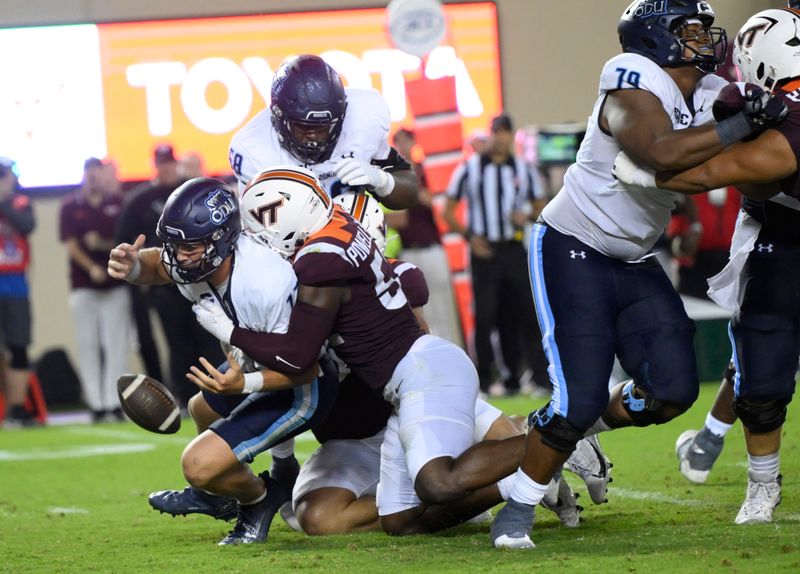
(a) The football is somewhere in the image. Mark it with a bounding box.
[116,374,181,434]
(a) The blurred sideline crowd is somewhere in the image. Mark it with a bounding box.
[0,113,737,428]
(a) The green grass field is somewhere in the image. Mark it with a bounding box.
[1,383,798,574]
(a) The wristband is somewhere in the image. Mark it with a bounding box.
[372,170,395,198]
[242,371,264,394]
[716,112,754,147]
[127,257,141,282]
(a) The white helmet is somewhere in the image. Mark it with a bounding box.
[240,165,333,258]
[332,192,387,253]
[734,9,800,91]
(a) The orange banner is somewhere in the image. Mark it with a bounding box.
[97,3,501,181]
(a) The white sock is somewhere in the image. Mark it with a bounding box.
[497,475,516,501]
[270,437,295,460]
[585,416,612,436]
[508,468,549,506]
[704,413,733,438]
[241,488,267,506]
[748,452,780,481]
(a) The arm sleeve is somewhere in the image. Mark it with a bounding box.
[229,301,337,375]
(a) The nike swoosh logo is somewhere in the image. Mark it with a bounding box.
[690,446,706,455]
[276,355,301,370]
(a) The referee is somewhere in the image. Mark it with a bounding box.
[444,114,548,396]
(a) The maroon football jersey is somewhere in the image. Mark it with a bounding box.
[390,258,429,309]
[293,207,425,390]
[774,81,800,199]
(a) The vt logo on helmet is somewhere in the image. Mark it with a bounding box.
[618,0,727,73]
[240,165,333,258]
[734,8,800,92]
[156,178,242,284]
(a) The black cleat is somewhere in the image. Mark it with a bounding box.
[148,486,239,521]
[218,472,288,545]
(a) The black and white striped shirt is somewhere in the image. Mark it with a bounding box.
[446,153,543,242]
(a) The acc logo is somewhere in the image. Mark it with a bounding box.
[205,189,237,224]
[633,1,667,18]
[387,0,446,58]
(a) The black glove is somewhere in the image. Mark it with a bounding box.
[742,87,788,129]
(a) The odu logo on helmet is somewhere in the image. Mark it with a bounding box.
[205,189,237,224]
[634,0,667,17]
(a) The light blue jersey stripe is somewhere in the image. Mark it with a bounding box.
[529,224,568,416]
[233,379,320,462]
[727,322,741,396]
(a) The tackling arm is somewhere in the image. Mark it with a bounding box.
[655,130,796,197]
[604,89,732,172]
[229,283,344,376]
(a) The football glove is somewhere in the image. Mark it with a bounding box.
[193,299,234,344]
[334,158,395,197]
[612,151,656,188]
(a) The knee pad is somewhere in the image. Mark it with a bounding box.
[733,396,791,434]
[8,345,29,369]
[621,381,690,426]
[528,403,585,453]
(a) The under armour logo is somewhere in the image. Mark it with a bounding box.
[757,243,774,253]
[570,250,586,259]
[340,151,355,159]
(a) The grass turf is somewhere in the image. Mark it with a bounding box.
[1,383,798,573]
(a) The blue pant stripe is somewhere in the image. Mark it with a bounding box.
[233,379,319,462]
[727,322,741,397]
[529,224,568,416]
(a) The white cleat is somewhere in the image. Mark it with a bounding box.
[540,477,581,528]
[675,428,724,485]
[278,501,303,533]
[493,533,536,549]
[735,472,782,525]
[565,435,613,504]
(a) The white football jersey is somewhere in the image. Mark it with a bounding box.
[541,53,728,261]
[174,233,297,335]
[229,87,392,195]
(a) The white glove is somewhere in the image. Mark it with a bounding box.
[193,299,234,344]
[334,158,395,197]
[612,151,656,188]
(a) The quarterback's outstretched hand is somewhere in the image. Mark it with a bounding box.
[612,151,656,188]
[108,234,145,281]
[187,352,244,395]
[193,299,234,344]
[334,158,395,197]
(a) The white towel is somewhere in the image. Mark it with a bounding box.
[706,210,761,311]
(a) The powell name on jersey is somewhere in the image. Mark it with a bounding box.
[293,207,424,389]
[229,88,392,195]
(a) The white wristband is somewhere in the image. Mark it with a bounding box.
[372,170,395,198]
[127,257,141,282]
[242,371,264,393]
